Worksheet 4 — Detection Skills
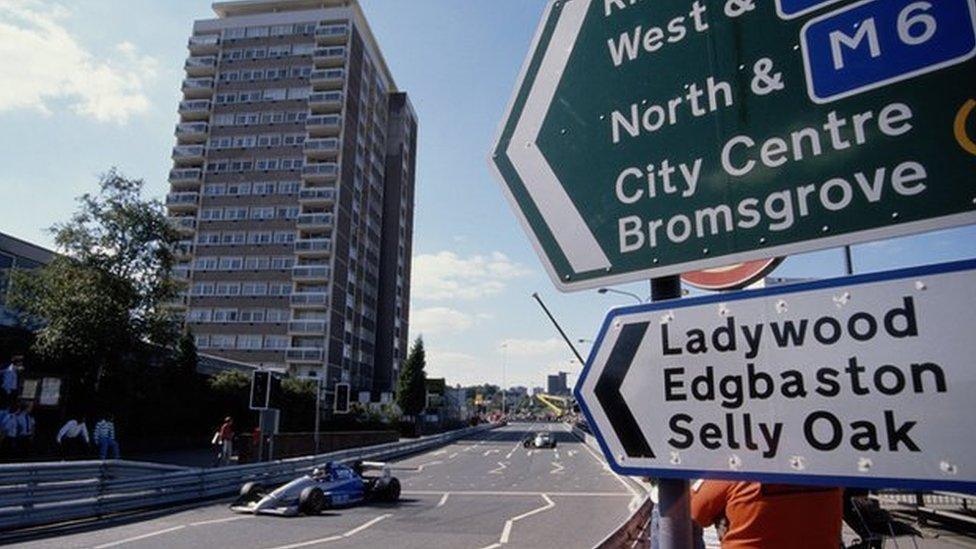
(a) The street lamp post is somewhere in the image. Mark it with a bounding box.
[597,287,644,304]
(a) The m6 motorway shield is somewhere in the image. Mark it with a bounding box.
[574,259,976,490]
[490,0,976,292]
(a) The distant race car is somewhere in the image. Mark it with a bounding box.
[231,461,401,516]
[523,432,557,449]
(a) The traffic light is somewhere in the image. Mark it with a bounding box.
[334,382,350,414]
[250,370,282,410]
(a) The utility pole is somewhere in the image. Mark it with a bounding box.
[501,343,508,417]
[651,276,694,549]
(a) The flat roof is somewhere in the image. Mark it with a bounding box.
[212,0,348,19]
[0,231,56,264]
[206,0,397,91]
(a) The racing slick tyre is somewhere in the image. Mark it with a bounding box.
[299,487,326,515]
[239,482,263,499]
[382,478,401,503]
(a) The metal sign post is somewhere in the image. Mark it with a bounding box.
[651,276,693,549]
[491,0,976,292]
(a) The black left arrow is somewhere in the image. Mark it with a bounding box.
[594,321,654,458]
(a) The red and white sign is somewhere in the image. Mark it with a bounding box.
[682,258,783,291]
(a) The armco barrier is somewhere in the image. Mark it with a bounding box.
[571,425,654,549]
[0,424,493,533]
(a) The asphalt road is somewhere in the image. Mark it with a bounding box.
[17,423,639,549]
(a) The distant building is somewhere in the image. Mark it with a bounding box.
[0,232,56,329]
[547,372,569,396]
[531,386,544,396]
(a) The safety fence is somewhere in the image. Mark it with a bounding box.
[0,424,493,533]
[874,490,976,527]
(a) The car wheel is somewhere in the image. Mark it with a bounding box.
[299,487,325,515]
[523,441,530,448]
[384,478,401,503]
[240,482,263,499]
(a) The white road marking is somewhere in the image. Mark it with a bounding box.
[549,461,564,475]
[483,449,500,456]
[479,544,503,549]
[436,492,450,508]
[343,514,391,537]
[93,526,186,548]
[554,449,560,460]
[188,516,250,527]
[498,494,555,544]
[576,433,643,510]
[432,449,448,456]
[448,452,458,459]
[567,450,577,457]
[526,450,534,456]
[489,461,508,474]
[413,460,443,472]
[265,514,391,549]
[403,490,631,497]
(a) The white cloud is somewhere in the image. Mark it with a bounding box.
[411,307,475,336]
[499,337,566,358]
[412,251,532,300]
[425,348,484,385]
[0,1,157,123]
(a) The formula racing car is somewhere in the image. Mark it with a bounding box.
[231,461,401,516]
[523,431,557,449]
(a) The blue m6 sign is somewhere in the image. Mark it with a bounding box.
[490,0,976,292]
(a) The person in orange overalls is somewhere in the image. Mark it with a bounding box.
[691,480,843,548]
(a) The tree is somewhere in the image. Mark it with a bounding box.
[7,169,181,403]
[396,337,428,418]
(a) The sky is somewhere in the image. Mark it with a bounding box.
[1,0,975,390]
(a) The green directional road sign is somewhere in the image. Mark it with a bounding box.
[490,0,976,292]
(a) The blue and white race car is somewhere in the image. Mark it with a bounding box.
[231,461,401,516]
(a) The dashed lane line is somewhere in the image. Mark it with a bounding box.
[93,526,186,548]
[436,492,450,508]
[188,516,250,527]
[264,514,391,549]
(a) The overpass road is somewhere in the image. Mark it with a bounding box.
[18,423,639,549]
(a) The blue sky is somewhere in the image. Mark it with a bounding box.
[2,0,975,389]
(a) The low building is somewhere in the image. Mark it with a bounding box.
[0,231,56,329]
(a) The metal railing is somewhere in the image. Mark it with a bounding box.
[0,425,493,533]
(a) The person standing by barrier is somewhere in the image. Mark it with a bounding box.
[93,413,120,460]
[56,415,90,459]
[691,480,843,548]
[0,404,17,459]
[212,416,234,466]
[1,356,23,407]
[14,402,35,458]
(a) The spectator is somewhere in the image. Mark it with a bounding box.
[56,416,90,459]
[0,405,16,458]
[691,480,843,548]
[14,402,35,458]
[1,356,23,406]
[93,414,120,460]
[212,416,234,467]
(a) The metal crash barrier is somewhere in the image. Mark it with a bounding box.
[0,424,494,533]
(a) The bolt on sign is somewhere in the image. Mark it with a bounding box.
[575,260,976,490]
[490,0,976,292]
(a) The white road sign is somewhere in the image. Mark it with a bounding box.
[576,260,976,490]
